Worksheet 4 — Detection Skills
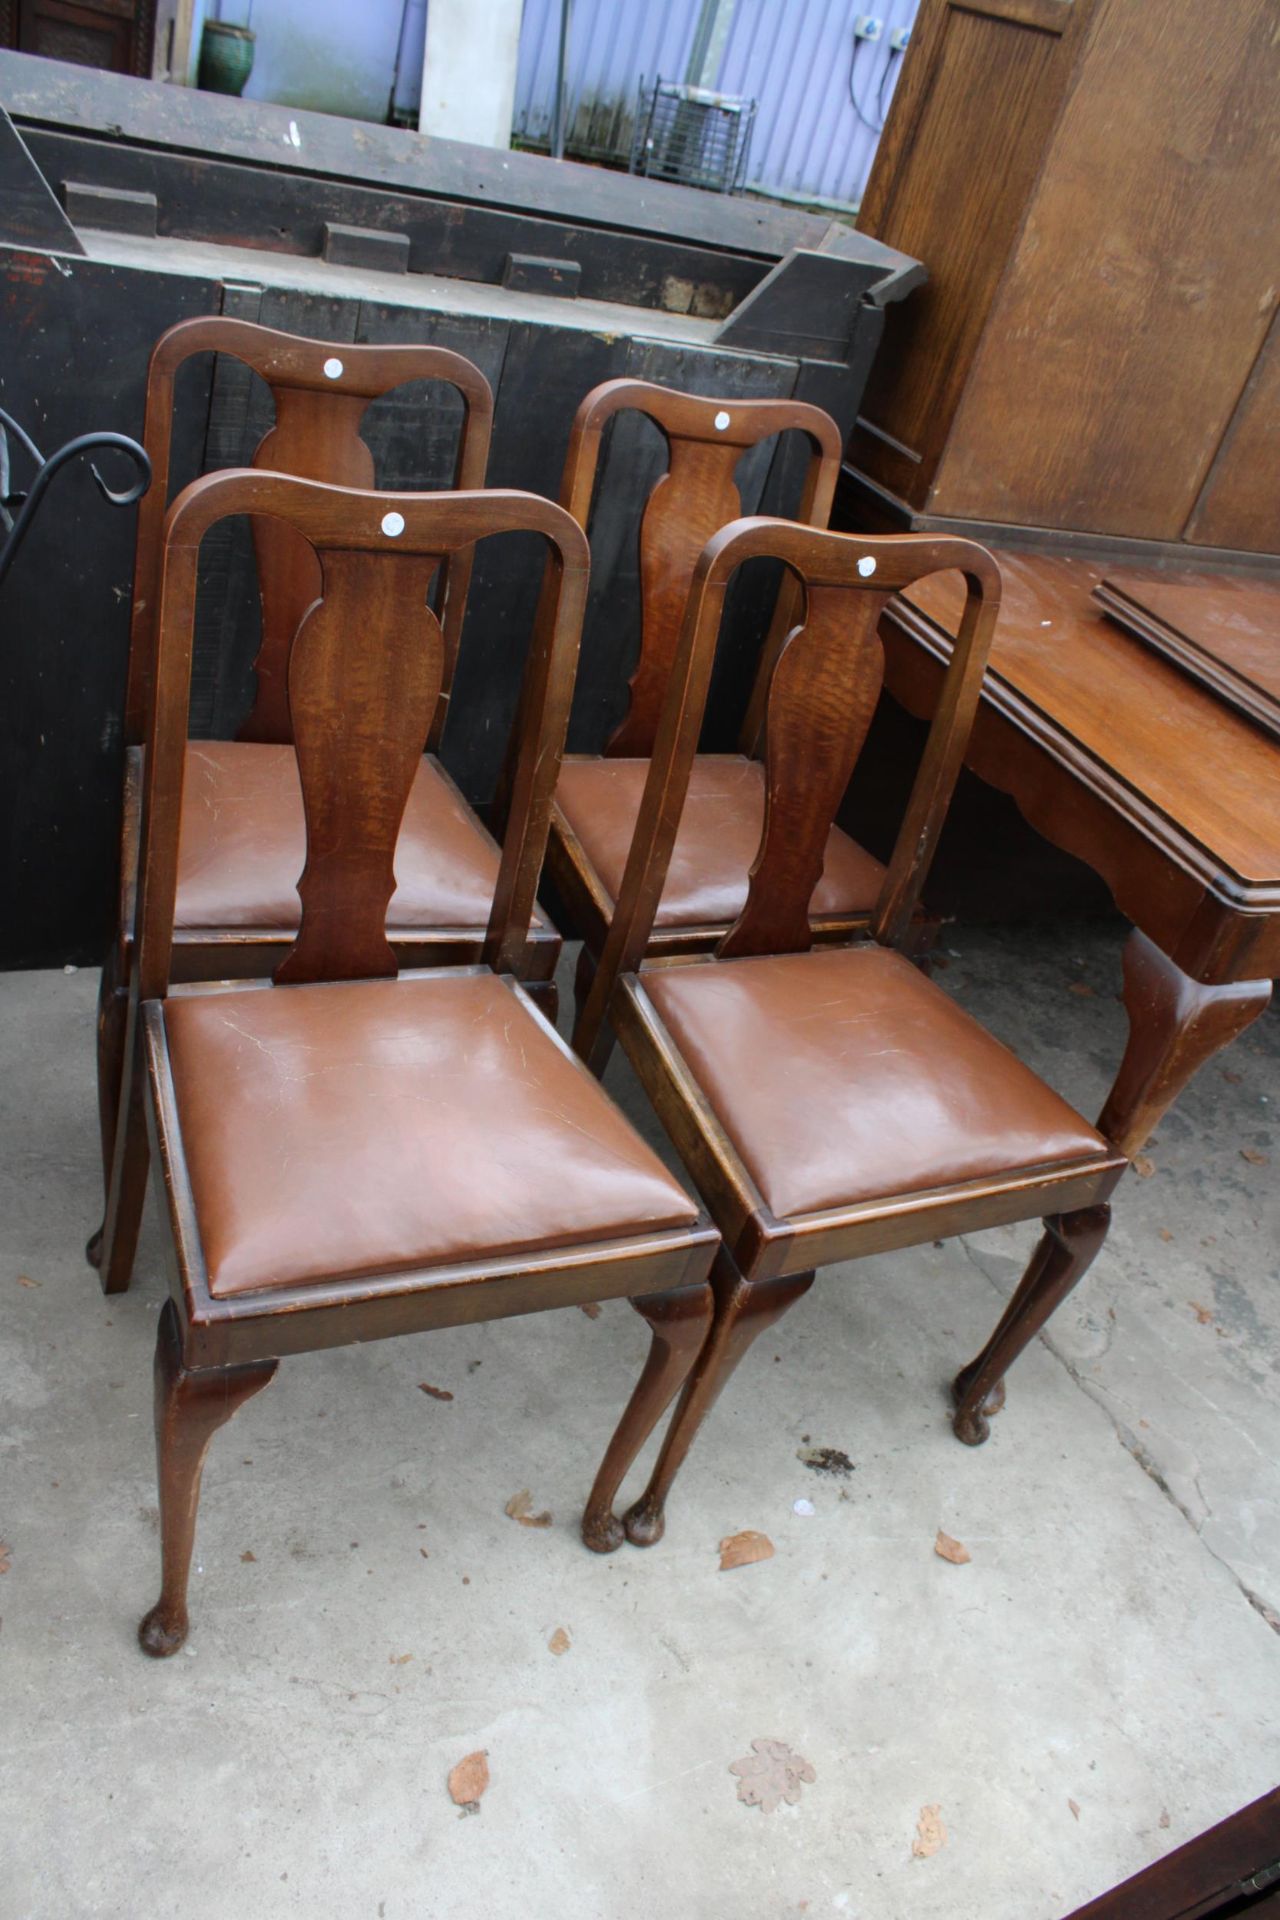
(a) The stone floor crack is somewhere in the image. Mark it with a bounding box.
[959,1236,1280,1637]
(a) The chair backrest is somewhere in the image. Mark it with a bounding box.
[574,519,1001,1067]
[126,316,494,749]
[560,379,843,758]
[134,472,588,1004]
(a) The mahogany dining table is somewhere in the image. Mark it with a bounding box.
[879,548,1278,1170]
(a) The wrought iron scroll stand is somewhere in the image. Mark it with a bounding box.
[0,406,151,592]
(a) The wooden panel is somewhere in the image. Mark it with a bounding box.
[937,0,1280,539]
[1186,308,1280,554]
[1094,571,1280,743]
[852,0,1085,504]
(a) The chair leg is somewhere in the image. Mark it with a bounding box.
[572,944,595,1029]
[951,1204,1111,1446]
[138,1300,278,1659]
[523,976,560,1027]
[571,944,620,1074]
[87,943,128,1270]
[581,1279,714,1554]
[622,1250,816,1548]
[96,1046,150,1297]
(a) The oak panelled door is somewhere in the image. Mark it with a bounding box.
[3,0,156,74]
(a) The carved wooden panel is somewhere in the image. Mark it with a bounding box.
[609,438,743,756]
[243,388,375,744]
[275,549,444,987]
[720,584,887,958]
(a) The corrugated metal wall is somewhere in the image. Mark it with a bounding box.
[512,0,920,209]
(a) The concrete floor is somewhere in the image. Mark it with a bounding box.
[1,922,1276,1920]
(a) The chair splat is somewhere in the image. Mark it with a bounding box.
[720,582,888,960]
[612,436,744,756]
[276,547,446,987]
[243,386,376,745]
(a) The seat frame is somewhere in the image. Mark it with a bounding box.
[120,470,717,1654]
[93,317,558,1281]
[574,520,1127,1550]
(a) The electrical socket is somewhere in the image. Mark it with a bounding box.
[888,25,911,51]
[853,14,884,40]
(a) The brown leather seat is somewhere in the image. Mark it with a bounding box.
[554,754,886,928]
[160,970,698,1298]
[645,944,1107,1220]
[172,742,540,930]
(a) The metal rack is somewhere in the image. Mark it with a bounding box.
[0,408,150,593]
[629,78,756,195]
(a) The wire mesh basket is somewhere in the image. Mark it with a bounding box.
[629,78,756,195]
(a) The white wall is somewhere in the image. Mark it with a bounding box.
[418,0,523,148]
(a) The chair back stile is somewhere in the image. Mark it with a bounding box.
[558,379,844,759]
[125,317,495,751]
[133,472,589,1010]
[574,521,1000,1070]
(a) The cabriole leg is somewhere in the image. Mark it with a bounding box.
[1098,930,1271,1159]
[138,1300,278,1659]
[952,1204,1110,1445]
[581,1279,714,1553]
[623,1251,815,1548]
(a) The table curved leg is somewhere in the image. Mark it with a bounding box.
[1098,929,1271,1158]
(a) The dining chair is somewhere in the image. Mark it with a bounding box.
[574,519,1127,1551]
[541,380,924,1036]
[92,316,562,1287]
[123,468,717,1656]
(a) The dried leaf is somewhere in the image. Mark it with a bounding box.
[504,1490,552,1529]
[580,1302,602,1319]
[1068,981,1095,997]
[447,1750,489,1808]
[390,1652,413,1665]
[1133,1155,1156,1179]
[0,1540,10,1575]
[934,1529,971,1565]
[1158,1228,1175,1242]
[729,1739,816,1814]
[14,1273,39,1289]
[796,1446,854,1477]
[240,1549,256,1563]
[548,1627,571,1655]
[912,1804,947,1858]
[1068,1798,1081,1821]
[1189,1301,1215,1325]
[419,1547,429,1559]
[418,1382,454,1402]
[719,1530,775,1571]
[1159,1809,1171,1829]
[1240,1147,1270,1167]
[1222,1069,1243,1085]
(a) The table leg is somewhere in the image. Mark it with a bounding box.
[1097,929,1271,1157]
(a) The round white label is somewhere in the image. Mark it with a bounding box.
[714,410,731,430]
[857,555,877,577]
[381,511,406,537]
[323,357,344,379]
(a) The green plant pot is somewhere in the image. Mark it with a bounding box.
[197,22,256,97]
